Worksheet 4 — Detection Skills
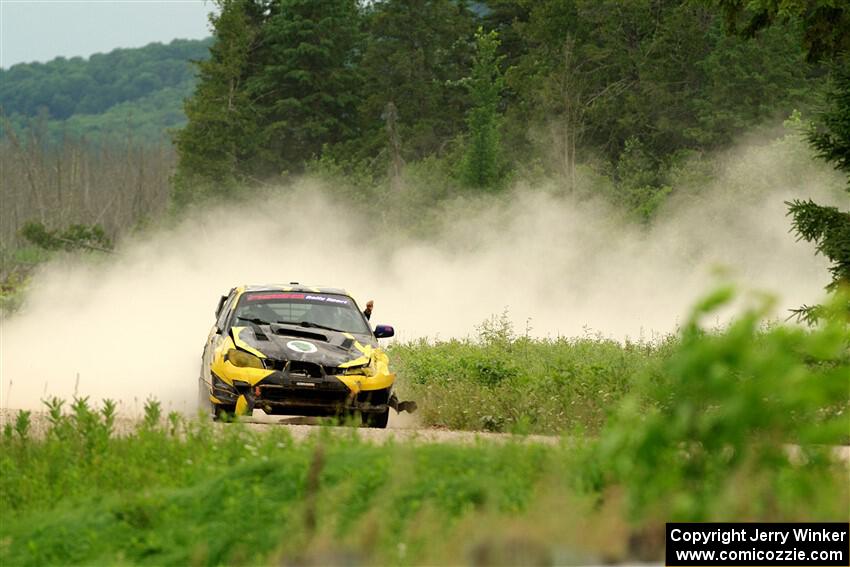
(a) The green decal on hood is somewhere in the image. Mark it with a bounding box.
[286,340,318,354]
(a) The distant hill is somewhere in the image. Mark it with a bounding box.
[0,38,211,144]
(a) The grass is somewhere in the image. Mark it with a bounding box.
[0,410,569,566]
[1,404,846,566]
[390,312,677,434]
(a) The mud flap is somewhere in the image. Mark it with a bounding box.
[235,392,255,417]
[388,393,417,413]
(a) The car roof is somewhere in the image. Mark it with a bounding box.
[238,283,350,296]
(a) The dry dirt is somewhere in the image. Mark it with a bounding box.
[238,412,561,444]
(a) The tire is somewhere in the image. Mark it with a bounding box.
[362,408,389,429]
[213,404,236,422]
[360,388,390,429]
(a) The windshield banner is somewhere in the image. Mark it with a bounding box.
[246,293,351,305]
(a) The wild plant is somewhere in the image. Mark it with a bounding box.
[167,411,182,437]
[70,396,97,436]
[142,398,162,430]
[13,410,31,440]
[43,396,69,438]
[101,398,117,438]
[591,288,850,521]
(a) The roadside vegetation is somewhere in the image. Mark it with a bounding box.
[392,289,849,437]
[391,313,676,434]
[2,291,847,565]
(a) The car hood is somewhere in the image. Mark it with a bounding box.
[230,324,376,368]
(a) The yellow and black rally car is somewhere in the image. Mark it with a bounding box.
[199,284,415,428]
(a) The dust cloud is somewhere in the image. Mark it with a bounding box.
[0,136,844,412]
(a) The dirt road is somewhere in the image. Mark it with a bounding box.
[0,408,559,445]
[237,412,560,444]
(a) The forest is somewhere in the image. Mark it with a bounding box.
[3,1,847,289]
[171,0,828,205]
[2,0,846,386]
[0,38,211,144]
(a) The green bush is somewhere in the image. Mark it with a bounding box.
[20,221,112,252]
[391,314,673,434]
[589,288,850,521]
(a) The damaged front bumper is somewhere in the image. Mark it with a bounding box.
[212,367,416,417]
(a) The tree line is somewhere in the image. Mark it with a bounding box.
[0,38,211,120]
[0,39,211,146]
[174,0,824,206]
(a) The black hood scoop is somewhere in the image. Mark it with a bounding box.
[271,326,328,342]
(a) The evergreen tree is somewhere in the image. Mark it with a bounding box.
[355,0,474,162]
[460,28,505,189]
[248,0,362,176]
[713,0,849,321]
[808,69,850,178]
[172,0,262,207]
[787,67,850,321]
[505,0,815,172]
[715,0,849,62]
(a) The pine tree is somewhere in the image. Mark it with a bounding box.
[248,0,362,176]
[356,0,474,162]
[460,28,505,189]
[172,0,262,208]
[713,0,850,321]
[808,69,850,178]
[715,0,849,62]
[787,67,850,322]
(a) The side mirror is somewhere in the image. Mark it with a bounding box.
[374,324,394,339]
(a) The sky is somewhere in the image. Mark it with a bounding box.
[0,0,214,68]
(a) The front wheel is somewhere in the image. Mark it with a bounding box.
[362,408,389,428]
[359,388,390,429]
[213,404,236,421]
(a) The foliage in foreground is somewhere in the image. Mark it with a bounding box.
[1,291,848,565]
[1,402,846,565]
[0,405,565,566]
[590,288,850,522]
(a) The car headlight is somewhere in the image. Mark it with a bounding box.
[226,349,264,369]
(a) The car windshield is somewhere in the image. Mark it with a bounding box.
[232,292,370,334]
